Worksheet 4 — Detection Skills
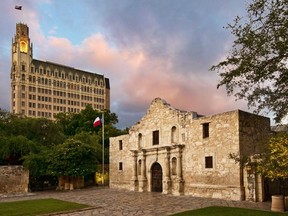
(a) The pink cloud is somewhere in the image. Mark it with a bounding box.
[25,22,250,127]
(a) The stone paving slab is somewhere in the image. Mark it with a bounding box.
[0,187,272,215]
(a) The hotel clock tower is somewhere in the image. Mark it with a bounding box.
[10,23,110,119]
[11,23,33,115]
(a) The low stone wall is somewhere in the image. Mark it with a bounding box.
[0,166,29,193]
[58,176,84,190]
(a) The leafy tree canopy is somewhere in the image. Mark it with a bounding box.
[210,0,288,123]
[0,115,65,147]
[23,151,50,176]
[55,105,120,136]
[47,139,98,177]
[0,135,39,165]
[257,132,288,180]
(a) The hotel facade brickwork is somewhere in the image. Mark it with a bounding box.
[11,23,110,118]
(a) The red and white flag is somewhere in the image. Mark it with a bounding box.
[93,117,101,127]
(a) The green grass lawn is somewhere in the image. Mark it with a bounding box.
[0,198,90,216]
[172,206,288,216]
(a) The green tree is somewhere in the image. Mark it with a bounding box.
[54,105,126,162]
[73,131,102,161]
[23,151,50,176]
[0,115,65,147]
[257,132,288,180]
[0,135,39,165]
[210,0,288,123]
[47,139,98,177]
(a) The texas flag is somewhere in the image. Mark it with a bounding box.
[93,117,101,127]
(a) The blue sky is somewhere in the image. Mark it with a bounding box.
[1,0,272,128]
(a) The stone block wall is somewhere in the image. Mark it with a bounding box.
[110,134,133,190]
[183,110,243,200]
[0,166,29,193]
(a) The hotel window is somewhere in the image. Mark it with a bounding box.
[153,130,159,145]
[205,156,213,169]
[202,123,209,138]
[119,162,123,171]
[119,140,123,150]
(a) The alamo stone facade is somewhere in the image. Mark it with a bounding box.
[109,98,271,201]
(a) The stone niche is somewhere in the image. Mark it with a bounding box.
[0,166,29,193]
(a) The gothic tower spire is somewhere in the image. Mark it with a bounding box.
[11,23,33,115]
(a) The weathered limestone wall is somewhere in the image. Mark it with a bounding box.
[183,110,243,200]
[109,98,271,201]
[0,166,29,193]
[239,111,270,157]
[110,134,133,190]
[238,111,270,202]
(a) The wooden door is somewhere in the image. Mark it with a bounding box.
[151,162,162,192]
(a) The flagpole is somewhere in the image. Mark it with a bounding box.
[102,112,105,185]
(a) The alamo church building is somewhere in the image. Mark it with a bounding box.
[11,23,110,118]
[110,98,271,202]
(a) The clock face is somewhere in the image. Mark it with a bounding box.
[20,40,28,53]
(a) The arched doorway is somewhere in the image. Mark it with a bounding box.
[151,162,162,192]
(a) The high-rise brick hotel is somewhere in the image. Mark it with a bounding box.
[11,23,110,118]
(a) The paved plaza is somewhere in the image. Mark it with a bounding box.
[0,187,272,216]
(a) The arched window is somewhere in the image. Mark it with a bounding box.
[171,126,177,143]
[138,133,142,148]
[171,157,177,175]
[138,160,142,175]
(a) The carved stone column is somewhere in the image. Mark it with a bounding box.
[139,150,147,192]
[130,150,138,191]
[175,145,184,195]
[163,147,172,194]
